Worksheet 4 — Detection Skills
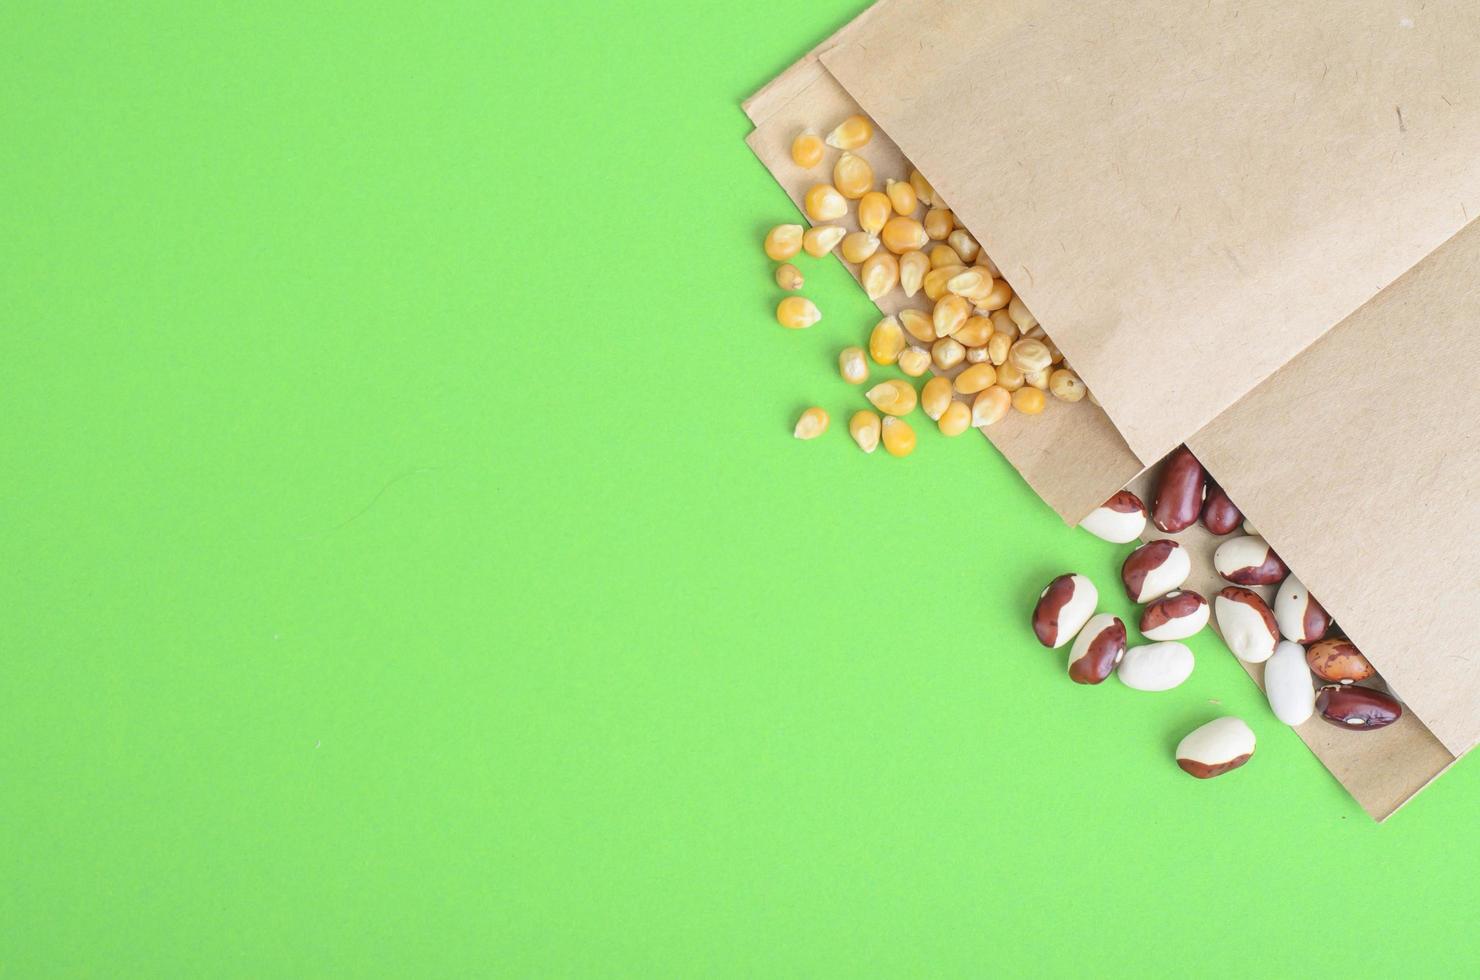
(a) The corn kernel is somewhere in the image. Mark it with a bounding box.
[865,379,917,416]
[794,406,830,439]
[923,265,965,301]
[803,225,846,257]
[965,345,991,364]
[804,184,848,222]
[921,376,954,420]
[881,216,929,254]
[996,361,1025,391]
[1007,295,1038,332]
[860,251,899,301]
[1049,368,1086,402]
[838,346,869,385]
[908,168,937,207]
[881,416,916,457]
[946,267,993,303]
[1024,367,1050,391]
[1023,324,1046,340]
[897,346,932,377]
[840,231,881,264]
[989,309,1019,343]
[900,250,929,298]
[929,244,963,269]
[1009,338,1053,373]
[858,191,892,234]
[849,410,881,453]
[971,386,1012,426]
[885,178,918,215]
[791,130,825,168]
[987,332,1012,366]
[764,224,803,261]
[980,254,1001,278]
[937,400,972,436]
[932,336,965,371]
[924,208,955,240]
[954,315,993,347]
[979,277,1013,311]
[1012,387,1046,415]
[954,362,998,394]
[775,263,804,290]
[933,294,970,338]
[1044,337,1063,363]
[899,308,936,343]
[832,152,874,200]
[947,229,980,263]
[868,316,905,365]
[826,114,873,150]
[776,296,821,329]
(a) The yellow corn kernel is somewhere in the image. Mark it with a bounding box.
[840,231,881,264]
[987,332,1012,366]
[923,265,965,301]
[849,410,881,453]
[947,229,980,263]
[898,308,936,343]
[929,244,963,269]
[804,184,848,222]
[923,208,955,241]
[833,152,874,200]
[885,178,918,215]
[897,346,931,377]
[937,400,972,437]
[979,277,1013,311]
[996,361,1026,391]
[794,406,829,439]
[826,114,874,150]
[899,250,929,298]
[1012,387,1046,415]
[1009,338,1053,374]
[802,225,846,258]
[1024,367,1051,391]
[1044,337,1064,364]
[933,294,970,338]
[971,386,1012,426]
[776,296,821,330]
[980,254,1001,277]
[1049,368,1086,402]
[861,251,899,301]
[932,336,965,371]
[954,315,993,347]
[946,267,993,303]
[1007,295,1038,332]
[868,316,905,365]
[764,224,803,261]
[791,130,825,168]
[1023,324,1046,340]
[989,309,1019,343]
[838,346,869,385]
[865,379,917,416]
[908,168,937,207]
[880,216,929,254]
[965,345,991,364]
[775,263,804,291]
[954,362,998,394]
[921,376,954,420]
[881,416,916,457]
[858,191,891,235]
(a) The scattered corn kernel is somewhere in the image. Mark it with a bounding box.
[996,361,1026,391]
[954,315,993,347]
[1008,338,1053,373]
[1043,337,1063,363]
[924,208,955,240]
[971,386,1012,426]
[833,152,874,199]
[937,400,972,436]
[899,308,937,343]
[791,130,825,168]
[900,250,929,298]
[933,294,970,338]
[804,184,849,222]
[921,376,954,420]
[908,168,937,207]
[980,254,1002,277]
[776,296,821,329]
[954,362,998,394]
[838,346,869,385]
[881,416,916,457]
[865,379,917,416]
[1024,367,1051,391]
[881,216,929,254]
[923,265,965,301]
[869,316,905,365]
[987,332,1013,366]
[989,309,1019,342]
[858,191,891,234]
[850,410,881,453]
[1007,295,1038,332]
[861,251,899,301]
[897,346,932,377]
[764,224,803,261]
[775,263,804,290]
[929,245,963,269]
[885,178,917,215]
[979,277,1013,310]
[947,229,980,263]
[1012,386,1046,415]
[1049,368,1086,402]
[794,406,830,439]
[803,225,846,257]
[932,336,966,371]
[1023,324,1046,340]
[965,345,991,364]
[946,267,993,303]
[826,114,874,150]
[840,231,881,264]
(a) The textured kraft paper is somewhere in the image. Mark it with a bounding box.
[820,0,1480,467]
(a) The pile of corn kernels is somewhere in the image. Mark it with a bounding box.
[767,114,1088,456]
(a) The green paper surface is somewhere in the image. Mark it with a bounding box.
[2,2,1478,976]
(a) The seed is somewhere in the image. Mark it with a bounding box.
[774,263,804,290]
[764,224,803,261]
[996,360,1025,391]
[849,410,881,453]
[932,336,965,370]
[899,250,929,298]
[826,114,873,150]
[1012,387,1046,414]
[929,245,963,269]
[858,191,892,234]
[965,345,990,363]
[947,229,980,262]
[955,363,998,394]
[881,216,929,254]
[979,278,1013,311]
[954,315,993,347]
[989,309,1019,342]
[933,294,970,338]
[987,332,1012,366]
[938,400,972,436]
[840,231,881,264]
[971,386,1012,426]
[1044,337,1064,363]
[924,208,955,240]
[1049,368,1086,402]
[1009,338,1053,373]
[899,309,937,343]
[802,225,846,257]
[908,168,937,207]
[1024,367,1051,390]
[861,252,899,301]
[868,316,905,365]
[838,346,869,385]
[1008,295,1038,332]
[885,178,917,215]
[791,130,825,168]
[922,376,954,420]
[923,265,965,301]
[946,267,993,303]
[897,346,932,377]
[865,379,918,416]
[794,406,829,439]
[804,184,848,222]
[833,152,874,199]
[776,296,821,329]
[881,416,916,457]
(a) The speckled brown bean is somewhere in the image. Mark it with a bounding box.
[1201,480,1243,535]
[1315,686,1402,730]
[1306,638,1375,685]
[1152,445,1206,533]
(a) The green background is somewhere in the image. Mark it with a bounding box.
[3,2,1477,976]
